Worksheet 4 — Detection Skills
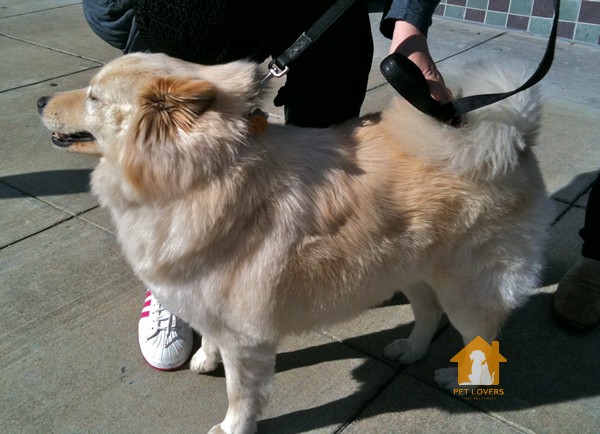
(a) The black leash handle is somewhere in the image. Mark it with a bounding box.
[381,0,561,122]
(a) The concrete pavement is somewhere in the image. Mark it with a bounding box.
[1,1,599,433]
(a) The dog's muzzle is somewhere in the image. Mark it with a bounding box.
[37,96,97,149]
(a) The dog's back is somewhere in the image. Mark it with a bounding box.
[382,61,542,181]
[248,64,552,337]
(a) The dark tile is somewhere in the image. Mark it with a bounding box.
[533,0,554,18]
[489,0,510,12]
[448,0,467,5]
[507,14,530,31]
[466,8,486,23]
[557,21,575,40]
[434,4,446,15]
[580,1,600,25]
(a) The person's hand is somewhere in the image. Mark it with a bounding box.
[389,21,452,104]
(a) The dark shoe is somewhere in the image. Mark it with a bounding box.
[553,258,600,331]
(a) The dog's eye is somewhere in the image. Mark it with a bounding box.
[86,88,101,104]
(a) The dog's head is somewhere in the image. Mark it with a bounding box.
[38,52,262,198]
[469,350,487,363]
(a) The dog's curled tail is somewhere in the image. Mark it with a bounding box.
[383,60,542,180]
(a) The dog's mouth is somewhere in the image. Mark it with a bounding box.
[51,131,96,148]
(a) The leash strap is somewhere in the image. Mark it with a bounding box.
[261,0,357,84]
[381,0,561,122]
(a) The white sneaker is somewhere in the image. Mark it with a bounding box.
[138,290,193,370]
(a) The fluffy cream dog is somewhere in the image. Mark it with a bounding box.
[39,52,551,433]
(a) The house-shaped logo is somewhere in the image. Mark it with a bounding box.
[451,336,506,386]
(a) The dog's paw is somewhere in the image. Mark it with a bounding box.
[434,367,459,390]
[384,339,427,364]
[207,424,227,434]
[208,421,256,434]
[190,347,221,374]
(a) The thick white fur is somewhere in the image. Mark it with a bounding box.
[40,53,552,434]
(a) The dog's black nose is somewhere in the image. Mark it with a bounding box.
[37,96,49,114]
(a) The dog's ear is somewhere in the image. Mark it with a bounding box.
[123,76,217,198]
[198,61,261,102]
[134,76,217,144]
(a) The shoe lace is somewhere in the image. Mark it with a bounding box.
[148,303,185,348]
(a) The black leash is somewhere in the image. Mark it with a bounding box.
[261,0,357,84]
[262,0,561,123]
[381,0,561,123]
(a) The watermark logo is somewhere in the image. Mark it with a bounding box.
[451,336,506,399]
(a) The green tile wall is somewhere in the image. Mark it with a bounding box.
[436,0,600,45]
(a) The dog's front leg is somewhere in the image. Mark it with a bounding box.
[209,342,276,434]
[191,336,221,373]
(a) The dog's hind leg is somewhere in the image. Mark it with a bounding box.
[384,281,444,364]
[438,290,507,346]
[433,278,509,389]
[191,336,221,374]
[210,342,276,434]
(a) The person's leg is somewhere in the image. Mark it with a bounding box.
[553,172,600,330]
[580,172,600,261]
[82,0,146,53]
[268,0,374,127]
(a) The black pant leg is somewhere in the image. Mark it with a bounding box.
[268,0,374,127]
[580,172,600,261]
